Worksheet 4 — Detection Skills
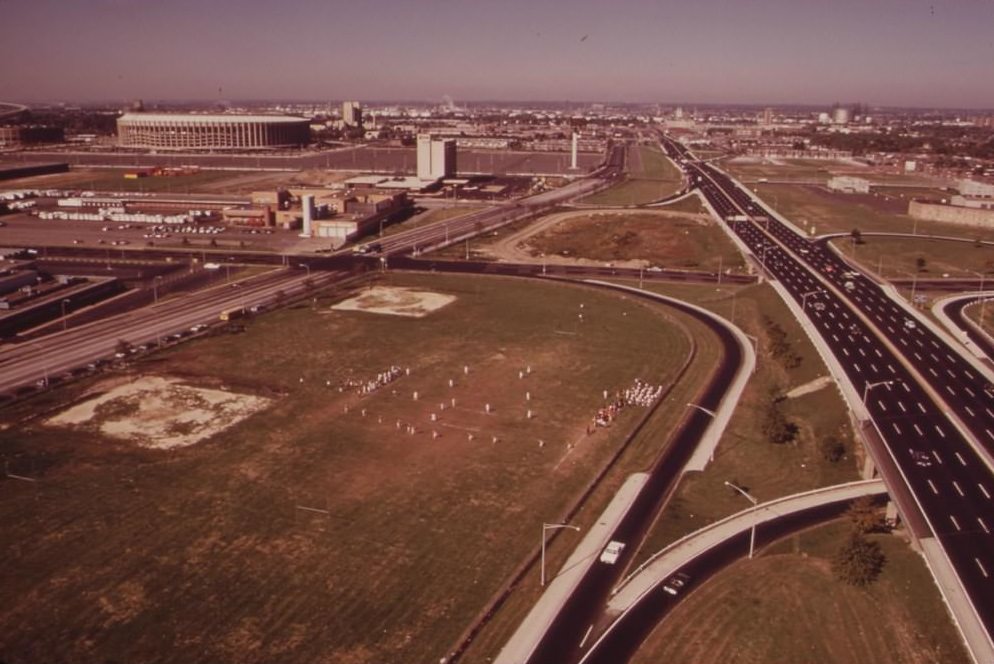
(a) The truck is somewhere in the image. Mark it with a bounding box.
[219,307,245,322]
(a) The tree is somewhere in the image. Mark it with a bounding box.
[820,435,847,463]
[850,228,863,245]
[847,496,888,534]
[915,256,927,272]
[833,532,886,587]
[762,396,798,445]
[115,339,131,355]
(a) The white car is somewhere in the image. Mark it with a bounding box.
[663,572,690,596]
[599,540,626,565]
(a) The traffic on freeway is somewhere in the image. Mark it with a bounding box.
[0,267,340,395]
[661,134,994,648]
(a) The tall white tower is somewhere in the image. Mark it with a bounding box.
[570,132,579,170]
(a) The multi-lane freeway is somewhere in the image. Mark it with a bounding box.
[0,267,340,395]
[661,135,994,654]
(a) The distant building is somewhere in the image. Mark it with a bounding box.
[416,134,456,181]
[827,176,870,194]
[910,199,994,228]
[832,106,851,125]
[0,125,65,147]
[342,101,363,129]
[959,179,994,198]
[116,113,310,150]
[761,107,774,126]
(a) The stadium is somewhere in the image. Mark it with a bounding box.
[116,112,310,150]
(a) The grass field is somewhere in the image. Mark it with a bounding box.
[0,273,696,664]
[657,194,707,214]
[628,282,860,559]
[830,235,994,279]
[752,183,994,241]
[632,520,967,664]
[523,211,746,272]
[607,280,966,664]
[580,146,684,206]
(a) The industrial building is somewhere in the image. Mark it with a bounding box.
[416,134,457,181]
[827,176,870,194]
[909,199,994,228]
[0,125,65,147]
[116,113,310,150]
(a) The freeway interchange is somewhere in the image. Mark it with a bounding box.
[664,135,994,658]
[4,135,994,662]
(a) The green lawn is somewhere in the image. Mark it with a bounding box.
[580,146,684,206]
[830,235,994,280]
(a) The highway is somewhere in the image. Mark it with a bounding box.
[520,282,745,664]
[366,144,627,257]
[0,267,338,395]
[660,134,994,654]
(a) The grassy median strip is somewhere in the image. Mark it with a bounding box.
[581,146,684,206]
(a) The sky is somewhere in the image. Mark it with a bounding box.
[2,0,993,109]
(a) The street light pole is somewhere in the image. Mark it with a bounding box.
[541,523,581,587]
[862,380,894,405]
[298,263,311,278]
[724,480,759,558]
[801,290,819,310]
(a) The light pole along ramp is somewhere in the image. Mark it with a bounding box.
[579,479,887,664]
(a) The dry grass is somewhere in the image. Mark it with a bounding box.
[0,273,694,664]
[633,520,967,664]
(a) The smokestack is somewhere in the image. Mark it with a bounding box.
[571,132,579,170]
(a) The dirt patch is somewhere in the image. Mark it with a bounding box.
[46,376,271,449]
[332,286,455,318]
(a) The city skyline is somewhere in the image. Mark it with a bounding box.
[1,0,993,109]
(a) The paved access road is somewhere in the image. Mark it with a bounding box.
[367,145,627,257]
[661,135,994,655]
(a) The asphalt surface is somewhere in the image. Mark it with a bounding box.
[0,267,339,395]
[660,135,994,643]
[943,297,994,361]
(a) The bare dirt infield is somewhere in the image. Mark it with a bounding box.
[0,273,692,664]
[46,375,272,449]
[331,285,455,318]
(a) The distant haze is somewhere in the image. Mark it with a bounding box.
[2,0,993,109]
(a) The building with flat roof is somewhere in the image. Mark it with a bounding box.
[116,113,310,150]
[416,134,456,181]
[342,101,362,129]
[827,175,870,194]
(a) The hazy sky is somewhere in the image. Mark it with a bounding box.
[2,0,993,108]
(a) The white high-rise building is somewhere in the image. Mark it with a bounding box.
[342,101,362,128]
[416,134,457,181]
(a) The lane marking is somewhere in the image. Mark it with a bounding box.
[953,480,964,497]
[955,451,967,466]
[976,559,989,578]
[950,514,961,531]
[980,484,992,499]
[979,518,990,535]
[928,479,939,494]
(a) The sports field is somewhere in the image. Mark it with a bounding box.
[0,273,693,664]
